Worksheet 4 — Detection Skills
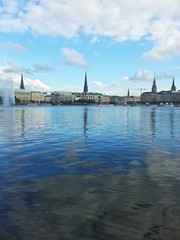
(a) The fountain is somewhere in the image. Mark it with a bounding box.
[0,76,15,106]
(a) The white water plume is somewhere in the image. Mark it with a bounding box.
[0,76,15,106]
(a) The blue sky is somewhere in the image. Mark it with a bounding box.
[0,0,180,96]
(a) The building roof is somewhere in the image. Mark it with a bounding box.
[14,88,30,93]
[88,92,102,96]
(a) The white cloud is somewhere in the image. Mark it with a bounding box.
[60,48,88,68]
[162,71,174,79]
[3,42,25,52]
[0,0,180,61]
[92,81,107,91]
[143,20,180,61]
[131,70,154,81]
[34,63,55,72]
[90,36,99,45]
[0,17,27,33]
[91,78,131,95]
[1,59,31,74]
[25,78,51,91]
[0,0,20,15]
[111,76,130,89]
[0,71,51,91]
[64,85,81,92]
[0,60,51,91]
[0,72,51,92]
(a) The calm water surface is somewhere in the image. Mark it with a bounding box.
[0,105,180,240]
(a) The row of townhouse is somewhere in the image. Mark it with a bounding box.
[14,89,111,105]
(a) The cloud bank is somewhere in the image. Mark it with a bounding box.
[0,0,180,61]
[61,48,88,68]
[0,60,51,91]
[3,42,25,52]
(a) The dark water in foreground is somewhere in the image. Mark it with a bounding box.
[0,105,180,240]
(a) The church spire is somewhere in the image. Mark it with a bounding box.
[151,77,157,93]
[171,77,176,92]
[83,72,88,95]
[127,88,130,97]
[20,74,25,90]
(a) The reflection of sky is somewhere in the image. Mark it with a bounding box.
[1,106,180,240]
[0,106,180,180]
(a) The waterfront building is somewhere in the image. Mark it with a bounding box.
[15,74,46,104]
[81,73,104,104]
[44,94,52,103]
[101,95,110,104]
[30,91,45,103]
[140,92,157,104]
[110,95,140,105]
[51,91,76,104]
[141,77,180,104]
[123,96,140,105]
[15,89,31,103]
[110,96,122,104]
[51,91,59,104]
[83,92,102,103]
[156,90,180,103]
[15,89,45,103]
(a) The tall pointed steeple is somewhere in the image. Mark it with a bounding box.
[20,74,25,90]
[83,72,88,95]
[151,77,157,93]
[171,77,176,92]
[127,88,130,97]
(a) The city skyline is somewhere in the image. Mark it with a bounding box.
[0,0,180,96]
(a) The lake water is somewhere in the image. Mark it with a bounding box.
[0,105,180,240]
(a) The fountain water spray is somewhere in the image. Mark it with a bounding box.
[0,76,15,106]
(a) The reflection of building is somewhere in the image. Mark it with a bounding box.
[83,107,88,137]
[141,78,180,104]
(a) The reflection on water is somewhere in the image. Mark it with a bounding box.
[83,107,88,137]
[0,105,180,240]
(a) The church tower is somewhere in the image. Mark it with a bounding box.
[20,74,25,90]
[127,89,130,97]
[171,77,176,92]
[151,77,157,93]
[83,72,88,95]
